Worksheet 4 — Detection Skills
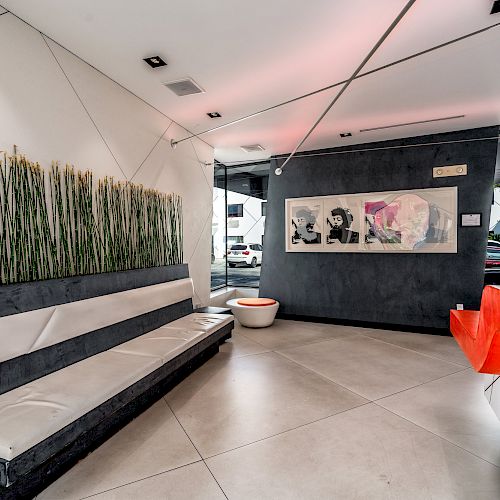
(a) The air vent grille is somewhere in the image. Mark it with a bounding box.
[163,78,205,96]
[240,144,265,153]
[360,115,465,133]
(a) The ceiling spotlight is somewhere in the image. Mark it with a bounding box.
[143,56,167,68]
[207,112,222,118]
[340,132,352,138]
[275,167,283,176]
[491,1,500,14]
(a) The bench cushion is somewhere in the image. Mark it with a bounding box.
[0,313,232,462]
[0,351,162,461]
[112,314,234,361]
[0,278,194,363]
[237,298,277,307]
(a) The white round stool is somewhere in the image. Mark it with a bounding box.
[226,298,279,328]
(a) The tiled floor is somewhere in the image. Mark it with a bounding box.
[39,320,500,499]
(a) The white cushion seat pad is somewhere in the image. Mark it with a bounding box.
[111,313,233,362]
[0,278,194,364]
[0,313,233,462]
[0,350,162,461]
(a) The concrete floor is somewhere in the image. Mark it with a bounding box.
[39,320,500,499]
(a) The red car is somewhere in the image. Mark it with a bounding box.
[485,245,500,285]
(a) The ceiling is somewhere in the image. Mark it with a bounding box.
[1,0,499,164]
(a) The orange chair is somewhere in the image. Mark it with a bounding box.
[450,285,500,374]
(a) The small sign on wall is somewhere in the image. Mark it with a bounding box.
[460,213,482,227]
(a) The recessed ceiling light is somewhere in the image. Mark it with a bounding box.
[207,112,221,118]
[143,56,167,68]
[340,132,352,138]
[491,1,500,14]
[240,144,265,153]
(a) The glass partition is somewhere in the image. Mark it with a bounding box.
[211,161,270,289]
[211,164,226,289]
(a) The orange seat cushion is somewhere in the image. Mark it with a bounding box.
[237,298,277,307]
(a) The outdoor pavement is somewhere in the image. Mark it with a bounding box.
[211,259,261,288]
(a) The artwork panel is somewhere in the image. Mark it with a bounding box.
[323,195,364,249]
[362,188,456,252]
[285,187,457,253]
[287,198,323,251]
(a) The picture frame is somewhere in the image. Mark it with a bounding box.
[285,186,458,253]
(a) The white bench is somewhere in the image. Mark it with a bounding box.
[0,266,233,499]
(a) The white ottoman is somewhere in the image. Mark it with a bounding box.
[226,298,279,328]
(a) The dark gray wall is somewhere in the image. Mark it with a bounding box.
[260,127,499,331]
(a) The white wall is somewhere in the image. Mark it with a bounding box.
[212,188,266,258]
[0,13,213,306]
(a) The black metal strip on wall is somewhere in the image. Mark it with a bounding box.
[0,264,189,317]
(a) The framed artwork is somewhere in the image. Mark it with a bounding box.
[323,195,363,250]
[285,186,457,253]
[287,199,323,249]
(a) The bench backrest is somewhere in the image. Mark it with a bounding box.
[0,264,193,394]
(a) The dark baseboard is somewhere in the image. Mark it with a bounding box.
[276,313,451,336]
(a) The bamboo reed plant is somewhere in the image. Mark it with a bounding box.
[0,151,182,285]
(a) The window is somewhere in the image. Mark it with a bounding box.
[226,236,244,244]
[261,202,267,217]
[228,204,243,218]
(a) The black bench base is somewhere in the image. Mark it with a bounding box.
[0,323,233,500]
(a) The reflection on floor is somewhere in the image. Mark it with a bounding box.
[38,320,500,499]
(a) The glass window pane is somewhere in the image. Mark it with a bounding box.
[228,204,243,217]
[211,164,226,289]
[226,161,270,288]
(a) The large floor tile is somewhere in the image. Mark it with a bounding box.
[38,400,200,499]
[90,462,225,500]
[278,335,466,400]
[219,333,271,358]
[206,403,500,500]
[378,369,500,466]
[357,328,470,366]
[166,351,366,457]
[235,319,358,350]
